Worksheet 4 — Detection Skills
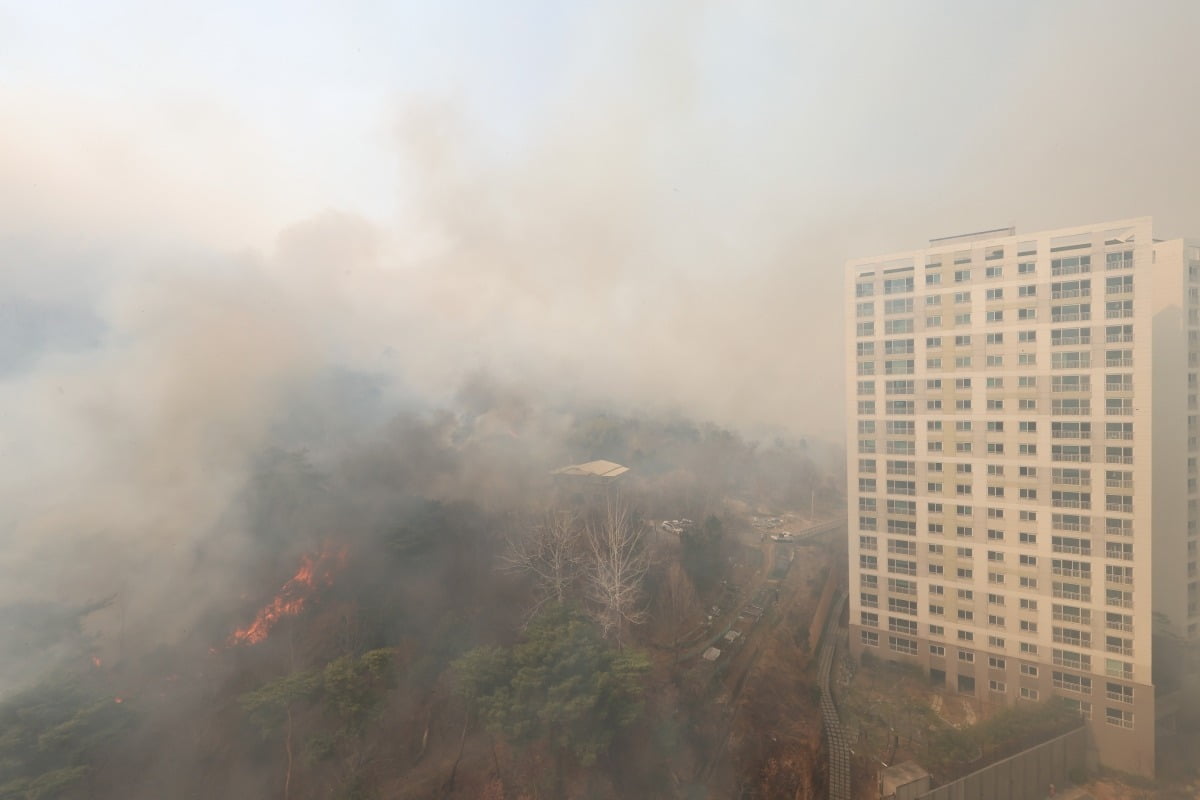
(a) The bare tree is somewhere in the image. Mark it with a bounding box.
[584,496,649,648]
[501,508,584,616]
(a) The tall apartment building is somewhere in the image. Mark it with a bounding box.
[844,217,1200,777]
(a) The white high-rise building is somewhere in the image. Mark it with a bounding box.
[844,217,1200,777]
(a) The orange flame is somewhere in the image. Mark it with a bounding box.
[91,656,102,668]
[228,543,346,646]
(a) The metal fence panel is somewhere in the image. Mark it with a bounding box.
[914,727,1087,800]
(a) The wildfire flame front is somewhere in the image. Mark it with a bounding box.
[228,543,346,646]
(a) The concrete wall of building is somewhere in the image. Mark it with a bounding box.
[1152,239,1192,639]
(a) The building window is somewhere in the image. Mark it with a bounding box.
[1105,707,1134,729]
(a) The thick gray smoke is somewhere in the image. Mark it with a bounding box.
[1,0,1200,680]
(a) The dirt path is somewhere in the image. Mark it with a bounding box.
[687,523,843,792]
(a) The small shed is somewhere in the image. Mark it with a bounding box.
[702,647,722,662]
[552,460,630,502]
[879,761,930,800]
[552,460,630,480]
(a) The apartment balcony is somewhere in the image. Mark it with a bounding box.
[1053,676,1092,693]
[1054,358,1092,370]
[1052,499,1090,510]
[1052,476,1090,487]
[1053,654,1093,671]
[1053,633,1092,649]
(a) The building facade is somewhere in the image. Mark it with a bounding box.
[844,217,1200,777]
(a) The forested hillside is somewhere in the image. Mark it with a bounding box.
[0,405,842,799]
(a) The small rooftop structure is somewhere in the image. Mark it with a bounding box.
[702,647,722,662]
[552,459,630,479]
[879,761,931,800]
[928,226,1015,246]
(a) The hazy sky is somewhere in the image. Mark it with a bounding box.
[2,1,584,243]
[3,0,1200,442]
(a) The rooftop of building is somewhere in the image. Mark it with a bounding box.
[845,215,1155,271]
[927,226,1016,246]
[551,459,630,479]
